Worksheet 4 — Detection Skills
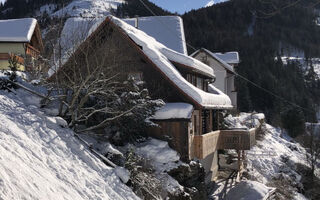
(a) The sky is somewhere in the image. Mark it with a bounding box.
[0,0,5,4]
[149,0,223,14]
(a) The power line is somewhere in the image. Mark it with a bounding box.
[234,72,315,113]
[138,0,316,114]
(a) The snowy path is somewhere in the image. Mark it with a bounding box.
[0,90,139,200]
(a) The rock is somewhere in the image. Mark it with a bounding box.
[115,167,130,183]
[168,161,207,200]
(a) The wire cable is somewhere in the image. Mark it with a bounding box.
[138,0,316,114]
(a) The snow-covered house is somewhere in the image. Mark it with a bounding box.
[191,48,238,108]
[49,16,255,182]
[0,18,43,71]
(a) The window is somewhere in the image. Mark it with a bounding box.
[196,77,203,89]
[192,75,197,86]
[186,74,192,83]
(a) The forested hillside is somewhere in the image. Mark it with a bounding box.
[118,0,320,136]
[183,0,320,130]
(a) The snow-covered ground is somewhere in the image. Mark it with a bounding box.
[0,80,139,199]
[224,113,317,200]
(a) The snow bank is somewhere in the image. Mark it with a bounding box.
[0,18,37,42]
[226,180,274,200]
[152,103,193,120]
[0,90,139,200]
[135,139,181,172]
[225,112,265,129]
[123,16,188,55]
[134,139,184,194]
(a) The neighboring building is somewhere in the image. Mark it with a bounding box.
[123,16,188,55]
[49,16,255,183]
[0,18,43,71]
[191,48,238,108]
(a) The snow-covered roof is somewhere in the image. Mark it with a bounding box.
[111,16,231,109]
[152,103,194,120]
[123,16,188,55]
[0,18,37,42]
[50,17,212,78]
[214,51,240,64]
[191,48,235,73]
[50,16,232,109]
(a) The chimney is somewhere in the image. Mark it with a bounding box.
[134,15,139,29]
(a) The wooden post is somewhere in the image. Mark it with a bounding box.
[199,109,202,135]
[237,150,241,171]
[217,110,220,130]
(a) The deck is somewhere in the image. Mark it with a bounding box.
[193,128,256,159]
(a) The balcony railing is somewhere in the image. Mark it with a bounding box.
[192,128,256,159]
[26,44,40,58]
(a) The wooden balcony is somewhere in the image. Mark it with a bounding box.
[192,128,256,159]
[26,44,40,58]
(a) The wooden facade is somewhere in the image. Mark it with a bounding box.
[147,120,191,161]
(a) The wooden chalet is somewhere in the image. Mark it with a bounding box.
[49,16,256,182]
[0,18,43,71]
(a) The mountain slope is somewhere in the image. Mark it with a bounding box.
[0,86,139,200]
[182,0,320,127]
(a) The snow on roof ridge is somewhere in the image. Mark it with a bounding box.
[192,48,235,73]
[0,18,37,42]
[213,51,240,64]
[110,16,232,109]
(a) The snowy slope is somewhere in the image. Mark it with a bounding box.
[0,88,139,200]
[52,0,124,17]
[225,113,314,199]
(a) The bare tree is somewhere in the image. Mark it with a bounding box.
[48,19,163,136]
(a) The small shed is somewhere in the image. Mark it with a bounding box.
[148,103,194,161]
